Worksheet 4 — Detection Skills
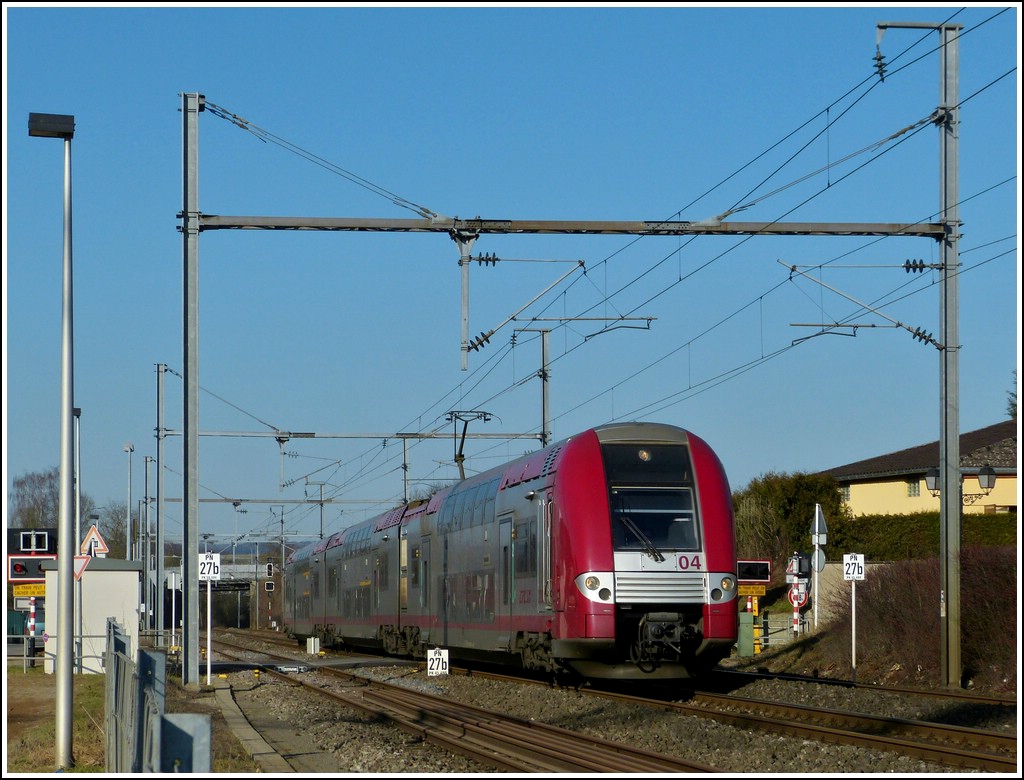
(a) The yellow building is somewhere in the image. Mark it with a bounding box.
[819,420,1017,517]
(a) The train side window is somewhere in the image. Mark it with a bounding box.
[514,520,536,577]
[502,543,510,605]
[421,557,429,611]
[453,489,470,529]
[472,487,486,527]
[439,495,455,532]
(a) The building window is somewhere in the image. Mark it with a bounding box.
[907,480,921,498]
[839,485,850,503]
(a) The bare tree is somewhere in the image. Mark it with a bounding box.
[91,502,129,560]
[8,466,97,530]
[1007,370,1017,420]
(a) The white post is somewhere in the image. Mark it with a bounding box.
[851,579,857,684]
[811,503,828,633]
[206,578,212,686]
[813,543,820,631]
[171,567,178,648]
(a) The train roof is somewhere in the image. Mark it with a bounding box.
[286,421,698,560]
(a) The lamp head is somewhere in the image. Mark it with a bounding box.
[977,465,996,493]
[28,113,75,139]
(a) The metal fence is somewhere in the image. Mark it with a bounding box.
[104,618,211,772]
[5,635,43,673]
[758,612,811,648]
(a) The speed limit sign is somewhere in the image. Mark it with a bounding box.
[843,552,865,581]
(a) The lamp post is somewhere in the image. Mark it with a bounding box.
[72,407,82,673]
[28,110,76,770]
[925,461,997,685]
[124,442,134,560]
[144,455,154,631]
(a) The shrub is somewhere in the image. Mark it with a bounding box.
[820,545,1016,690]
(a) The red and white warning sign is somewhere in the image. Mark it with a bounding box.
[788,584,808,608]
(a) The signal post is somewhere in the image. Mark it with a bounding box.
[736,560,772,656]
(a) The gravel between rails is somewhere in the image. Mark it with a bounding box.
[224,661,1017,774]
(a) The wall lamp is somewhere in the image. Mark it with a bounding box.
[925,464,996,505]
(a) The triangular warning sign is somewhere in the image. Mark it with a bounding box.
[80,525,109,556]
[74,555,91,581]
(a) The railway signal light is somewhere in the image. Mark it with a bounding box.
[266,562,274,578]
[8,555,53,582]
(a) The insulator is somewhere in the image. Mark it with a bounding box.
[904,259,926,273]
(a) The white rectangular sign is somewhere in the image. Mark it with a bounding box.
[843,552,865,581]
[198,552,221,581]
[427,647,449,677]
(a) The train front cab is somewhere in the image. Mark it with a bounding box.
[550,424,738,679]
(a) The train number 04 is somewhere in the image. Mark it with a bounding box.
[677,554,702,570]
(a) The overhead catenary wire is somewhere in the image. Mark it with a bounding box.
[204,100,442,221]
[180,9,1013,535]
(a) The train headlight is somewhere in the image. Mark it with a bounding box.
[576,572,614,603]
[709,574,738,603]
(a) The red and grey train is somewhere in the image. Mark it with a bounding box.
[282,421,738,680]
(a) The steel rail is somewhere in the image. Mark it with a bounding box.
[210,637,722,772]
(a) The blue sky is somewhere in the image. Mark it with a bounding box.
[4,3,1020,554]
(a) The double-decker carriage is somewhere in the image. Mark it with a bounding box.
[284,421,737,680]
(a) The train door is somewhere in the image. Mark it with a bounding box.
[538,489,554,612]
[498,513,514,640]
[420,537,432,642]
[441,533,449,647]
[399,533,408,613]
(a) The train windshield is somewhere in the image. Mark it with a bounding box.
[609,488,699,552]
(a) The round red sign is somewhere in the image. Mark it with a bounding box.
[788,587,808,608]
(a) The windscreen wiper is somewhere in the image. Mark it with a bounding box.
[620,515,665,562]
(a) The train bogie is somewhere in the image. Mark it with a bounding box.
[283,422,738,681]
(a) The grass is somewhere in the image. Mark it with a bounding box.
[4,665,262,773]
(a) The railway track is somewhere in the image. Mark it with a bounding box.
[710,666,1018,709]
[669,691,1015,772]
[210,636,723,772]
[212,630,1017,773]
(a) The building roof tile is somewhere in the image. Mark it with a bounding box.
[818,419,1018,482]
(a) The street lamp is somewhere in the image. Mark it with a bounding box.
[28,110,76,770]
[926,465,996,505]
